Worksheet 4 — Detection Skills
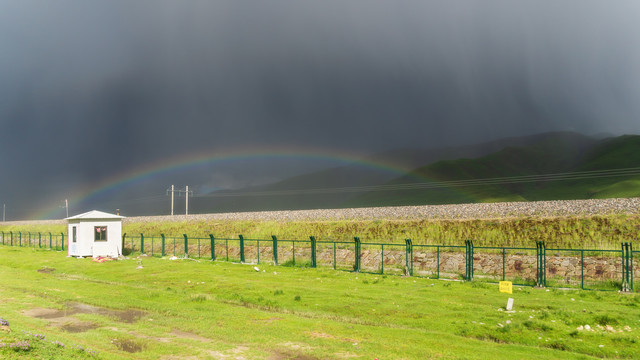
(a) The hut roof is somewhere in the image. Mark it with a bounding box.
[65,210,125,221]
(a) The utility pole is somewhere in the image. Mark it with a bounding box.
[166,185,176,216]
[167,185,191,216]
[185,185,189,215]
[60,199,69,218]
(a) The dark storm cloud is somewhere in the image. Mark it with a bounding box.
[1,1,639,217]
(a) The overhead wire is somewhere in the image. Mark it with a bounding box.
[194,166,640,198]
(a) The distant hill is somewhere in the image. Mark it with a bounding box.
[348,134,640,207]
[190,132,640,212]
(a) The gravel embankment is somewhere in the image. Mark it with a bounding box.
[3,198,639,226]
[125,198,640,223]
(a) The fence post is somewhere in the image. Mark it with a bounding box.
[10,231,13,246]
[161,234,165,257]
[61,232,65,251]
[1,231,3,245]
[183,234,188,258]
[543,241,547,287]
[49,232,52,249]
[631,243,634,292]
[437,246,440,279]
[469,240,475,281]
[622,242,633,292]
[354,237,361,272]
[292,241,296,265]
[405,239,413,276]
[239,235,245,263]
[121,233,127,255]
[580,250,584,290]
[622,243,628,292]
[19,231,21,247]
[464,240,469,280]
[536,241,547,287]
[140,234,145,255]
[310,236,317,268]
[272,235,278,265]
[465,240,474,281]
[209,234,215,261]
[536,242,540,286]
[381,244,384,274]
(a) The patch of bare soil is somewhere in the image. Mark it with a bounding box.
[252,317,282,324]
[207,346,249,359]
[37,267,55,274]
[305,331,335,339]
[23,303,146,332]
[60,321,99,333]
[268,350,320,360]
[111,338,145,353]
[305,331,355,343]
[170,329,211,342]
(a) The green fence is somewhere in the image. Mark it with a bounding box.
[1,230,636,292]
[0,231,65,251]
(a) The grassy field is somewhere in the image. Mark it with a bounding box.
[2,214,639,249]
[0,246,639,359]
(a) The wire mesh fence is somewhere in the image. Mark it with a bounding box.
[0,230,636,292]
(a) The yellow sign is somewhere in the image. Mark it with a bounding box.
[499,281,513,294]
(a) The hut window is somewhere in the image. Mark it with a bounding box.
[72,226,77,243]
[94,226,107,241]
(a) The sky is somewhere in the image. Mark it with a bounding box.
[1,1,639,219]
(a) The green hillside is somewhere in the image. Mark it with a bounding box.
[350,135,640,206]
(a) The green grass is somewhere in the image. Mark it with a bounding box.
[0,246,639,359]
[2,213,639,250]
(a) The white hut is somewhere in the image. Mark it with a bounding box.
[66,210,124,258]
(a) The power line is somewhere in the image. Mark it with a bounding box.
[195,166,640,198]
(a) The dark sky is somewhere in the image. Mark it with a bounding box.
[1,1,639,219]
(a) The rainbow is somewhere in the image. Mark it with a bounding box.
[31,146,435,220]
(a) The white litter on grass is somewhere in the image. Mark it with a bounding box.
[506,320,511,324]
[585,325,591,331]
[169,256,178,260]
[273,272,277,275]
[506,298,514,311]
[577,326,584,331]
[254,267,260,272]
[599,345,604,348]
